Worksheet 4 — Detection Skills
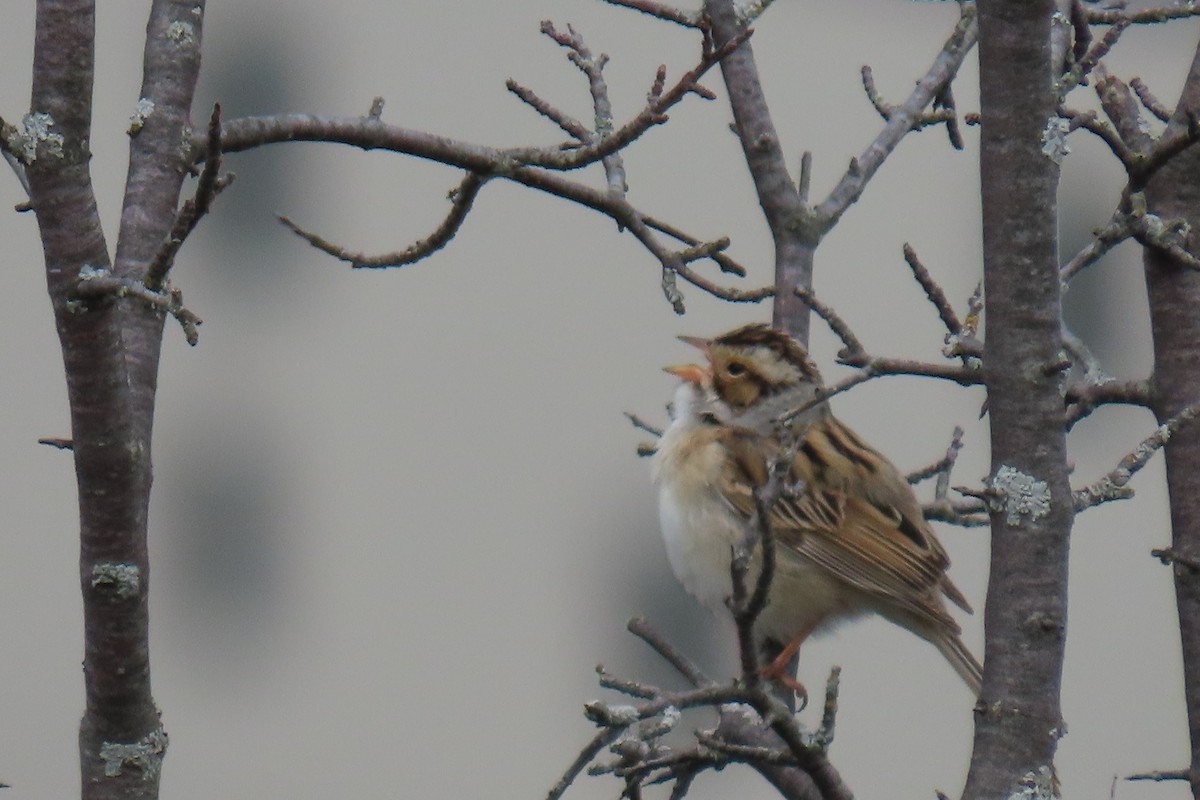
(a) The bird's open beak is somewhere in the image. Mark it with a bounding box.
[676,334,710,354]
[663,363,709,385]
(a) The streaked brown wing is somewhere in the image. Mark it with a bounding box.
[715,421,966,632]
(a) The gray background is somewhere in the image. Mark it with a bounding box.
[0,2,1192,798]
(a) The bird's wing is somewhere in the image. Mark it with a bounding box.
[716,418,968,632]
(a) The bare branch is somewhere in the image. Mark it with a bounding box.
[933,82,965,150]
[860,65,891,119]
[1094,63,1154,155]
[1060,107,1139,165]
[729,472,787,689]
[907,425,965,486]
[145,103,231,290]
[1152,548,1200,572]
[861,64,956,130]
[207,55,767,313]
[597,0,703,28]
[793,287,864,358]
[1086,5,1200,25]
[902,243,962,336]
[279,172,487,268]
[923,497,991,528]
[627,617,710,688]
[674,261,773,303]
[539,22,629,195]
[74,270,202,346]
[1073,401,1200,512]
[625,412,663,439]
[506,79,591,141]
[1127,191,1200,268]
[642,214,747,276]
[796,150,812,204]
[1060,207,1131,282]
[548,727,630,800]
[205,27,746,176]
[1126,768,1191,782]
[810,666,842,752]
[775,358,983,430]
[815,5,978,228]
[1059,20,1130,97]
[1131,76,1174,122]
[0,114,32,198]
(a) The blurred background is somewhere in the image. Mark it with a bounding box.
[0,2,1193,798]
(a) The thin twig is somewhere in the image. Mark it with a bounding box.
[1152,548,1200,572]
[1060,106,1139,165]
[627,617,710,688]
[933,82,964,150]
[625,412,663,438]
[793,287,864,358]
[506,79,591,141]
[1131,76,1173,122]
[279,172,487,269]
[674,262,773,303]
[796,151,812,204]
[596,0,703,28]
[902,243,961,336]
[1073,401,1200,511]
[1060,208,1131,282]
[907,425,965,486]
[815,5,978,227]
[539,22,629,196]
[1125,768,1191,782]
[695,732,797,765]
[1060,20,1130,97]
[548,727,630,800]
[75,271,202,345]
[1087,5,1200,24]
[642,214,747,276]
[922,498,991,527]
[146,104,230,290]
[810,666,841,752]
[774,359,983,429]
[1065,378,1153,428]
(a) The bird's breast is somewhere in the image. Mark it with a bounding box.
[656,479,741,614]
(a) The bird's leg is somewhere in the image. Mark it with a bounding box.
[759,623,818,708]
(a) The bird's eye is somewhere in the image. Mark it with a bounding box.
[726,362,746,377]
[700,412,721,426]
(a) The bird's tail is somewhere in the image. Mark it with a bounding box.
[935,634,983,695]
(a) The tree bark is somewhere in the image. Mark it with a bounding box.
[704,0,816,344]
[1143,39,1200,800]
[27,2,204,797]
[963,1,1073,796]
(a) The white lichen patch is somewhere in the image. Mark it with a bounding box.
[1040,117,1071,165]
[166,20,196,45]
[78,264,110,280]
[1007,765,1056,800]
[128,98,155,135]
[7,112,64,163]
[992,465,1051,526]
[91,562,140,599]
[600,704,640,725]
[100,727,168,779]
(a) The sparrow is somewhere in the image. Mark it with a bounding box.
[651,323,982,695]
